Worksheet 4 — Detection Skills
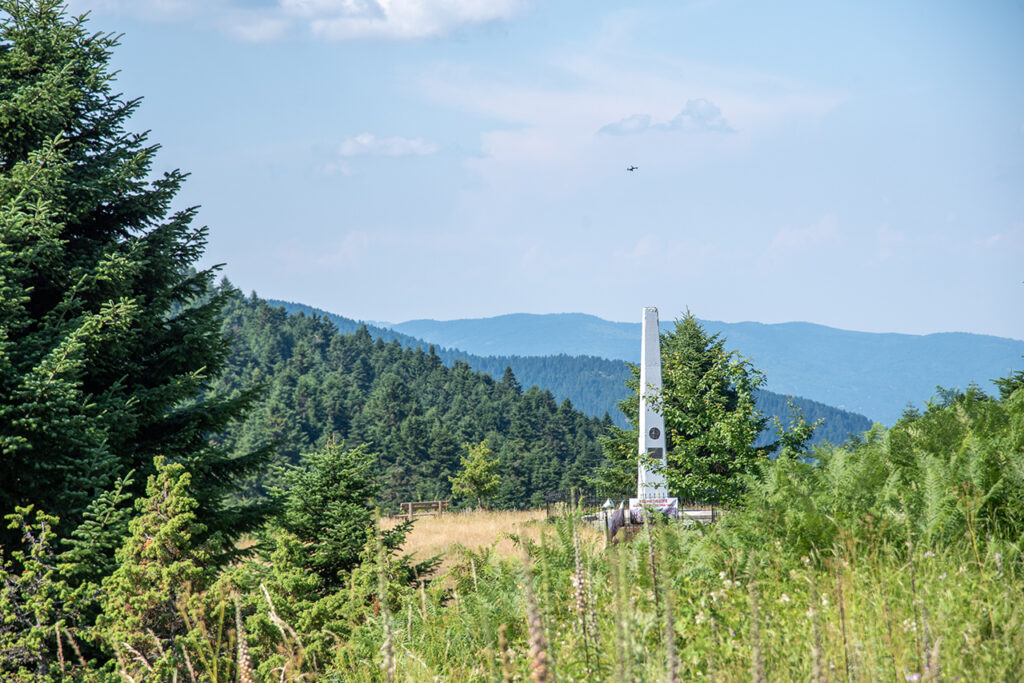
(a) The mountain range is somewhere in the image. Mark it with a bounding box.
[267,300,873,443]
[387,313,1024,424]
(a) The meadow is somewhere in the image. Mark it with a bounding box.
[346,506,1023,681]
[382,509,549,575]
[4,388,1023,681]
[319,387,1024,681]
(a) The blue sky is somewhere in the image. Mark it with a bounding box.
[68,0,1024,339]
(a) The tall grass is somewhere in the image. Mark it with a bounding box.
[24,387,1023,680]
[345,512,1021,681]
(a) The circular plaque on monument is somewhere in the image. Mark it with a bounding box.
[649,427,660,440]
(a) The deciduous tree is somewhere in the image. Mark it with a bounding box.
[450,439,502,509]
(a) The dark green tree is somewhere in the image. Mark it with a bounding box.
[595,312,813,505]
[0,1,267,551]
[278,441,379,589]
[212,293,610,509]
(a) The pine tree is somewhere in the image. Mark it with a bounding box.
[0,1,268,551]
[501,365,522,394]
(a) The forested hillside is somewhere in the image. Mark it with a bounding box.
[753,390,870,445]
[387,312,1024,424]
[215,291,612,508]
[270,299,872,442]
[270,298,628,419]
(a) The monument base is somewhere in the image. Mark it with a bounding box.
[628,497,679,523]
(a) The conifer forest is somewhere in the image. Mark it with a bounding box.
[2,3,1023,680]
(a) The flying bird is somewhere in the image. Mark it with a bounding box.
[627,165,638,171]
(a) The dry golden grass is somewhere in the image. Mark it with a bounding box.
[384,508,600,574]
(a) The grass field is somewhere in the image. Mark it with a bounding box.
[384,508,601,574]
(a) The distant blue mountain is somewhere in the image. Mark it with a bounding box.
[390,313,1024,425]
[266,300,873,443]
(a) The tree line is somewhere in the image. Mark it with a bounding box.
[271,299,874,438]
[212,291,611,509]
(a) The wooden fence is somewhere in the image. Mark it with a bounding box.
[399,500,450,520]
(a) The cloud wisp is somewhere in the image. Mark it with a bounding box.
[769,215,840,255]
[338,133,439,157]
[71,0,522,41]
[597,113,652,136]
[599,98,736,136]
[293,0,521,40]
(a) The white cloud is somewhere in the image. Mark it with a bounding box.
[318,159,355,176]
[662,98,734,132]
[70,0,522,41]
[598,98,735,135]
[297,0,520,40]
[613,233,721,277]
[338,133,439,157]
[227,17,291,42]
[598,113,652,136]
[419,52,843,189]
[977,224,1024,250]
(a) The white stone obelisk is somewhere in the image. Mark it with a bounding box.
[637,306,670,500]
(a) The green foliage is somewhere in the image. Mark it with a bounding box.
[450,439,502,508]
[213,291,610,508]
[1,367,1020,679]
[596,312,816,503]
[994,364,1024,400]
[272,299,876,438]
[97,456,216,678]
[299,373,1023,680]
[0,0,268,555]
[277,441,379,589]
[705,384,1024,566]
[58,470,135,586]
[0,507,68,678]
[1,4,1021,679]
[656,313,774,503]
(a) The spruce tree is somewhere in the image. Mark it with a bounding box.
[278,441,379,589]
[594,312,805,504]
[0,0,267,551]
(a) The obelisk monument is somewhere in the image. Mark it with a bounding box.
[637,306,670,500]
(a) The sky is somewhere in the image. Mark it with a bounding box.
[65,0,1024,339]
